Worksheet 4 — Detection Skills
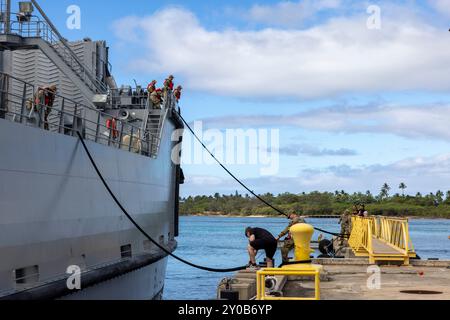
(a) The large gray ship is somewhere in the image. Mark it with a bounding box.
[0,0,184,300]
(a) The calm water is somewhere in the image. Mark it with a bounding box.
[163,216,450,300]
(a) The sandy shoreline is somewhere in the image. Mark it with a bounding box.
[183,214,269,218]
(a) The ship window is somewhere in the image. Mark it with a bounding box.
[121,244,132,258]
[14,265,39,285]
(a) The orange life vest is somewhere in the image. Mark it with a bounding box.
[106,118,119,139]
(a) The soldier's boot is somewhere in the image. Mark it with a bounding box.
[281,245,290,264]
[338,229,345,246]
[282,242,295,264]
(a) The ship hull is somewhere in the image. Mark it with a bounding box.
[0,116,179,300]
[62,255,169,300]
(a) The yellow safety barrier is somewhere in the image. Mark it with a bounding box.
[256,264,322,300]
[256,223,322,300]
[348,216,416,265]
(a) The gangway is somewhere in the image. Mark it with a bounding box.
[348,216,416,265]
[144,95,172,158]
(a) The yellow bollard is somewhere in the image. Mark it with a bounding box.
[256,223,323,300]
[290,223,315,261]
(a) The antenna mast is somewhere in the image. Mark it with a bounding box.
[3,0,11,33]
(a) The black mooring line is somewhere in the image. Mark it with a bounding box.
[178,113,346,239]
[76,131,246,273]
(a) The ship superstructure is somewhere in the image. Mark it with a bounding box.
[0,0,183,299]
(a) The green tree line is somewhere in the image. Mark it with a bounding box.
[180,183,450,218]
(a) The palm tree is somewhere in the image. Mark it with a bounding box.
[379,183,391,200]
[436,190,444,204]
[365,190,374,202]
[446,191,450,204]
[399,182,407,197]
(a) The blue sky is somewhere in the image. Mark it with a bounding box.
[29,0,450,196]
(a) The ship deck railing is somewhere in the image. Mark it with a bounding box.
[0,72,170,159]
[1,9,108,94]
[108,88,155,110]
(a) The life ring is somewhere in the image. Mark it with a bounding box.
[106,118,119,139]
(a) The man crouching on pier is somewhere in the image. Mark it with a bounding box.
[245,227,278,269]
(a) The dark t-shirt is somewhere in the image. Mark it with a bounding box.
[250,228,276,243]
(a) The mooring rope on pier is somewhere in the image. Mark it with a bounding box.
[76,132,247,273]
[178,114,347,239]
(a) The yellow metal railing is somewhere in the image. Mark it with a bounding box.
[348,216,416,265]
[348,217,371,254]
[256,265,322,300]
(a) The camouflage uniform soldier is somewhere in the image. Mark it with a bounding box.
[43,85,56,130]
[33,87,45,112]
[147,80,157,93]
[339,209,352,246]
[277,213,306,264]
[34,85,56,130]
[150,88,163,109]
[147,80,157,99]
[173,85,183,102]
[163,75,174,100]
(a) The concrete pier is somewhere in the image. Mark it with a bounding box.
[286,259,450,300]
[217,259,450,300]
[218,218,449,300]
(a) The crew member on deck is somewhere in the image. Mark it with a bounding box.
[147,80,157,96]
[163,75,175,99]
[34,85,57,130]
[173,85,183,102]
[150,88,163,109]
[245,227,277,269]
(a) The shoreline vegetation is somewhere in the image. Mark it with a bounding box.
[180,187,450,219]
[181,213,448,220]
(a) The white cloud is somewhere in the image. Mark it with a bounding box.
[200,104,450,141]
[428,0,450,17]
[189,175,224,186]
[278,143,357,156]
[181,153,450,196]
[112,16,140,42]
[248,0,341,27]
[112,5,450,99]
